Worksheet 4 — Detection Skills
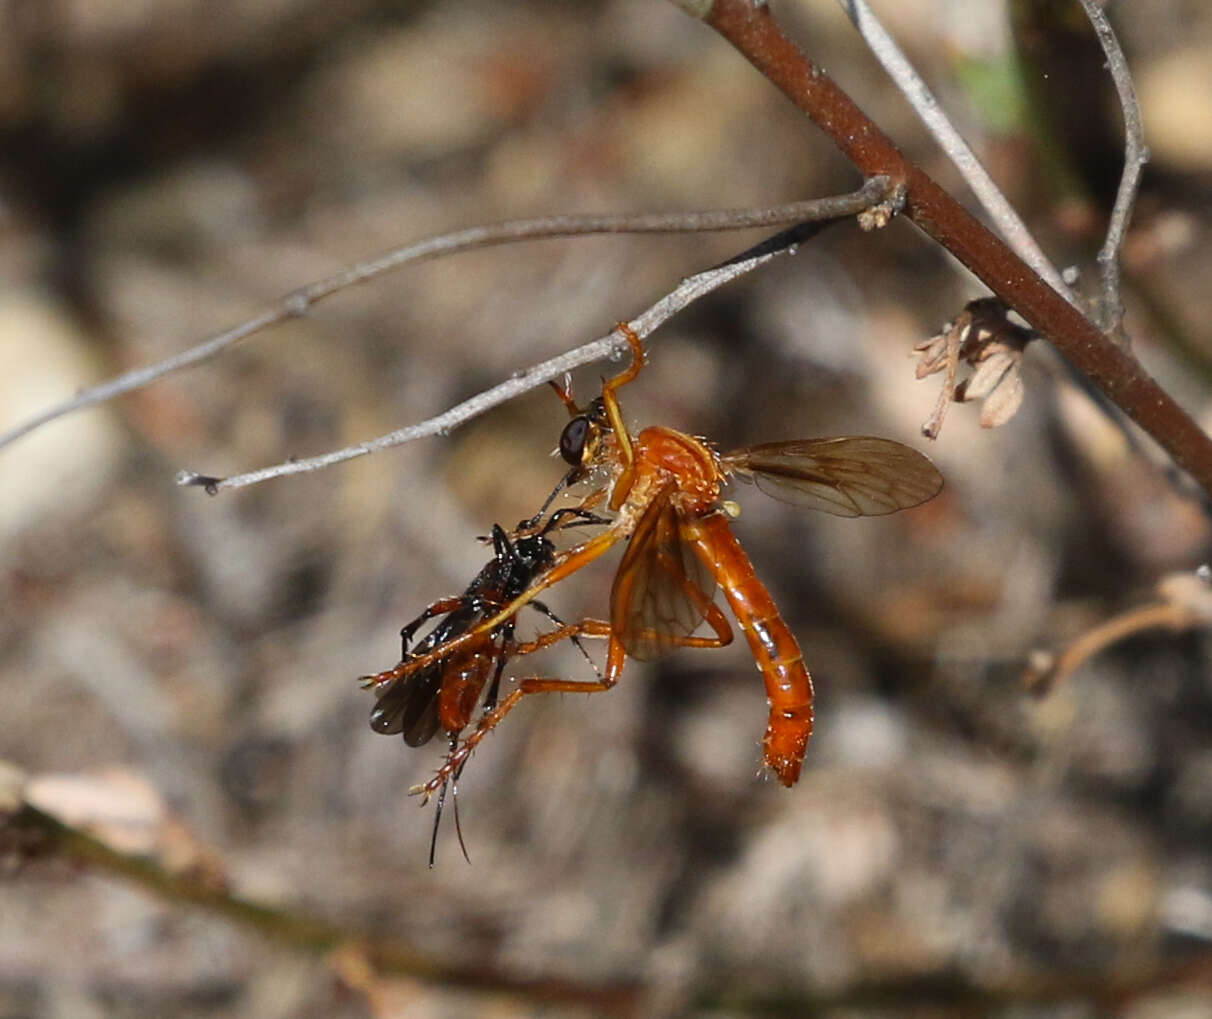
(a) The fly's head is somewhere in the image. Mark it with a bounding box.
[558,397,614,479]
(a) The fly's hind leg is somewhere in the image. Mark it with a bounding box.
[410,619,613,802]
[410,673,614,803]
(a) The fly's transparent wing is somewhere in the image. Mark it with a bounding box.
[724,437,943,517]
[610,487,718,661]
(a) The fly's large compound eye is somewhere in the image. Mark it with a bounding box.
[559,416,591,465]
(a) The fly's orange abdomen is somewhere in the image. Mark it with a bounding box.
[686,512,814,786]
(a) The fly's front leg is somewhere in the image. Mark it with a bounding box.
[545,505,613,532]
[600,322,645,469]
[389,528,624,683]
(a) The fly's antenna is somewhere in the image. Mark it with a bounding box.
[548,374,580,417]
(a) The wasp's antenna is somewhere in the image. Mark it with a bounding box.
[427,735,475,867]
[427,764,450,868]
[452,776,471,866]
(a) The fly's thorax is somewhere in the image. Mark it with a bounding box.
[587,429,623,485]
[631,426,723,510]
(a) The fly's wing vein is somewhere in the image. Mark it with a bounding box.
[726,437,942,517]
[611,487,718,661]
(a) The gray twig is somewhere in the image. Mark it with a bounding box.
[1077,0,1148,342]
[836,0,1075,303]
[0,184,890,453]
[179,177,893,492]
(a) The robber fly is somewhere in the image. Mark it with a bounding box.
[409,323,943,798]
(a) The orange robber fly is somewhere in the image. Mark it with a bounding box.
[405,323,943,799]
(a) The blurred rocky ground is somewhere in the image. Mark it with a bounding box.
[2,1,1211,1016]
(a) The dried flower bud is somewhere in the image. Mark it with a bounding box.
[976,365,1024,428]
[915,298,1034,436]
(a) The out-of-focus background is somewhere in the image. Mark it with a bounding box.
[2,1,1211,1015]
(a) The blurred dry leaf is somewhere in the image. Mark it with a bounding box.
[24,767,228,889]
[975,361,1025,427]
[25,768,166,855]
[329,943,428,1019]
[0,760,24,814]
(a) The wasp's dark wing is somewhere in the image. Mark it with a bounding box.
[724,437,943,518]
[369,664,445,747]
[372,596,490,746]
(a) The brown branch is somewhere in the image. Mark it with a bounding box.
[675,0,1212,501]
[0,773,638,1014]
[692,950,1212,1014]
[1024,570,1212,695]
[8,759,1212,1015]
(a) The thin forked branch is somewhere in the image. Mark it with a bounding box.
[839,1,1154,472]
[1076,0,1148,341]
[0,187,890,454]
[1024,570,1212,695]
[169,179,896,491]
[835,0,1074,304]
